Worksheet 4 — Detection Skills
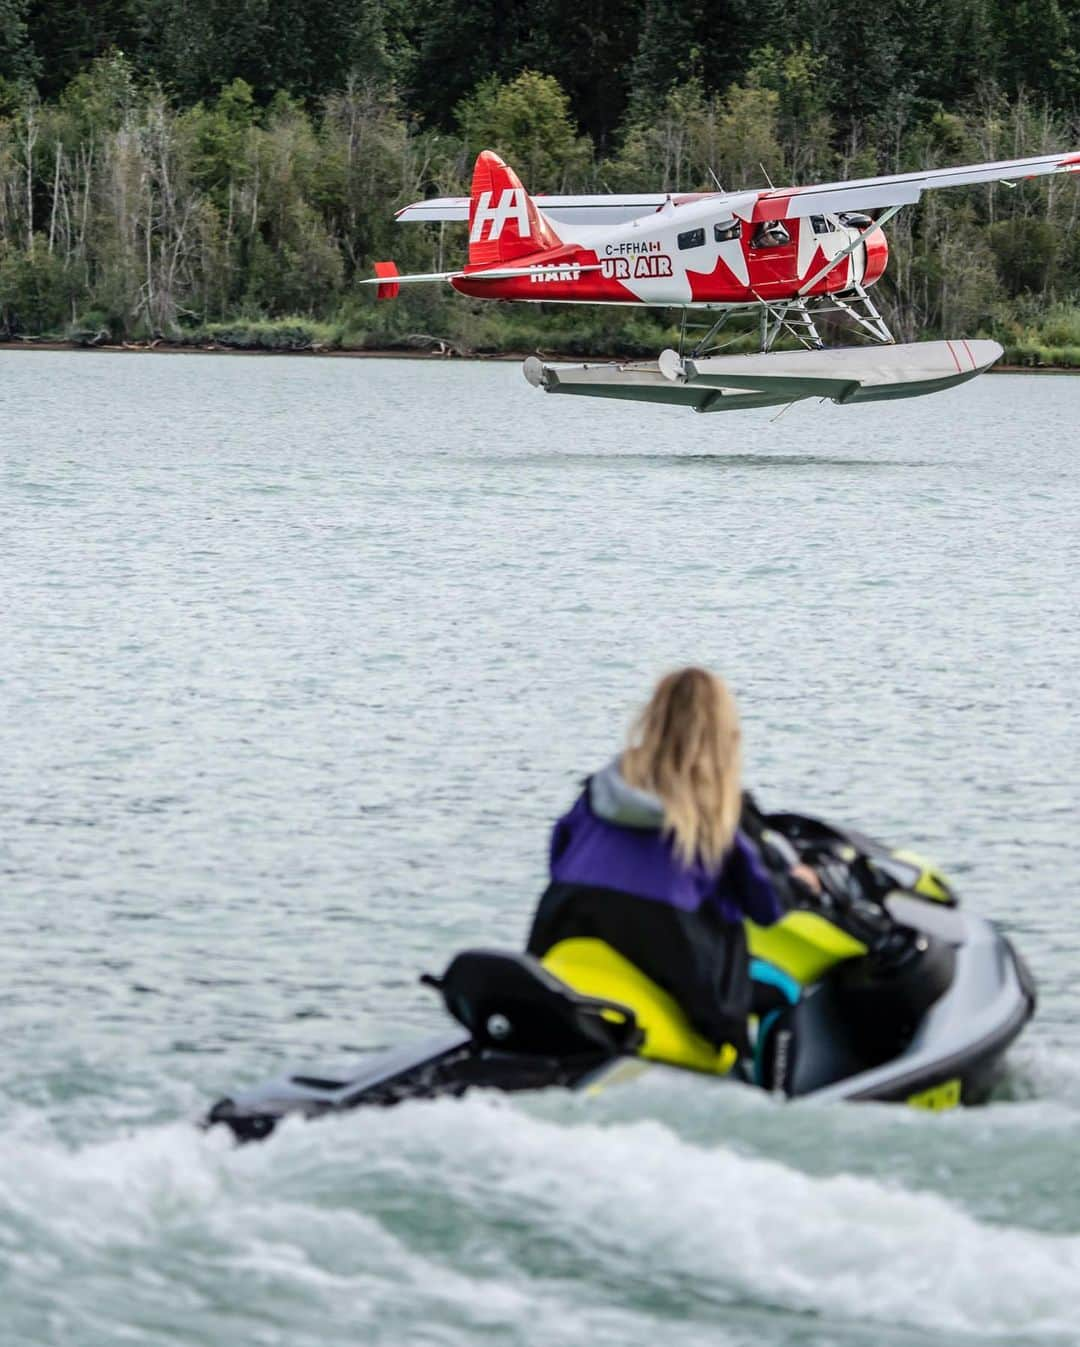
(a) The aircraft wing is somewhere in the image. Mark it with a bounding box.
[396,194,672,227]
[395,150,1079,230]
[737,150,1080,221]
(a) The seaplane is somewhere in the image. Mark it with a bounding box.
[366,147,1080,413]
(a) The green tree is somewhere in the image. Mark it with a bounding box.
[629,0,718,111]
[320,78,419,270]
[0,236,73,333]
[57,49,137,138]
[24,0,140,96]
[714,83,784,192]
[989,217,1058,296]
[456,70,592,191]
[745,44,833,183]
[996,0,1080,103]
[142,0,399,105]
[514,0,645,147]
[402,0,647,145]
[183,78,255,198]
[608,80,713,192]
[0,0,35,83]
[401,0,535,132]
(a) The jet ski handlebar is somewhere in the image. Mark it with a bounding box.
[762,821,935,957]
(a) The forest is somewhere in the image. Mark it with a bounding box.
[1,0,1079,363]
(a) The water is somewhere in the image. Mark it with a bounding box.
[1,350,1078,1345]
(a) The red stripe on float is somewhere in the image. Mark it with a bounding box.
[945,340,962,373]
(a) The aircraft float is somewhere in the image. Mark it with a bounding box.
[366,147,1080,413]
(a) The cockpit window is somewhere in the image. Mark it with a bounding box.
[810,215,831,235]
[714,219,742,243]
[678,227,706,250]
[751,220,791,249]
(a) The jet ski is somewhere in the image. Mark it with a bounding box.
[206,811,1036,1141]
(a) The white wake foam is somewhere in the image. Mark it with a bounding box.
[1,1097,1078,1345]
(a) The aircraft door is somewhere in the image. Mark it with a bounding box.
[748,217,800,298]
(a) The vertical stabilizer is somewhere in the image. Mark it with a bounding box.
[467,151,561,268]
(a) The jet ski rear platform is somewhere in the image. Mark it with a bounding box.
[206,813,1035,1142]
[208,952,643,1142]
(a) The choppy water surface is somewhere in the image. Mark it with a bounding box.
[1,351,1078,1346]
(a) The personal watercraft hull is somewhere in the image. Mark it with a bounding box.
[206,819,1035,1142]
[758,904,1034,1107]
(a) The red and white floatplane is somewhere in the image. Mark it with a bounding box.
[365,147,1080,413]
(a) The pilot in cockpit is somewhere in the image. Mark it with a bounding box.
[752,220,792,248]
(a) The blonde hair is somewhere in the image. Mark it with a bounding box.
[621,667,742,871]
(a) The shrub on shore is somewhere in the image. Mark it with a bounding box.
[1003,341,1080,369]
[177,318,343,351]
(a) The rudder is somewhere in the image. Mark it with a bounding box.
[372,260,400,300]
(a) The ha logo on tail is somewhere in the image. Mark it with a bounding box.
[470,188,531,243]
[465,152,561,264]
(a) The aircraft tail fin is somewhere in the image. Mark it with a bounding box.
[467,151,561,267]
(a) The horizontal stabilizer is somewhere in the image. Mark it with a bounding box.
[360,263,603,288]
[462,262,603,281]
[359,267,462,288]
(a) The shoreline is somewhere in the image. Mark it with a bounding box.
[0,339,1075,374]
[0,339,525,361]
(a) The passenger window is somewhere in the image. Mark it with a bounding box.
[751,220,792,249]
[714,220,742,243]
[810,215,830,235]
[678,227,706,250]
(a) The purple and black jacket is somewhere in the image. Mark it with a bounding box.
[526,760,783,1050]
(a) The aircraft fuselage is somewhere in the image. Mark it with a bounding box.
[452,195,888,308]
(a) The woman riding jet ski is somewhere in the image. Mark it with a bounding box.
[206,669,1036,1142]
[525,668,815,1064]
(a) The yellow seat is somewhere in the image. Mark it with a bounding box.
[541,938,738,1076]
[542,907,872,1077]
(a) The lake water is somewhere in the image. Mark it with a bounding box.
[1,350,1078,1346]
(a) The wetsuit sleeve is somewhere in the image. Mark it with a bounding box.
[724,831,784,926]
